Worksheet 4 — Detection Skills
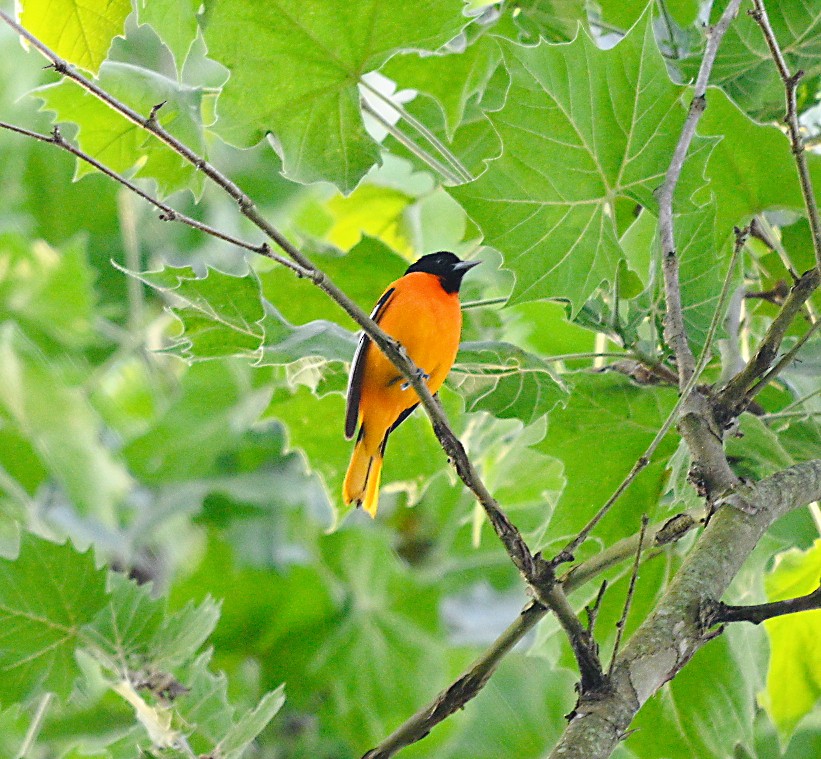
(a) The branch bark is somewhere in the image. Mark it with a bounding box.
[547,459,821,759]
[701,582,821,626]
[362,510,703,759]
[657,0,743,389]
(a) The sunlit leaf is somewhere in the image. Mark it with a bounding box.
[204,0,467,191]
[761,540,821,746]
[450,10,709,310]
[19,0,130,73]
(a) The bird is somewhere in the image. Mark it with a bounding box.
[343,251,480,518]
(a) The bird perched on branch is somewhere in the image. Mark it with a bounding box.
[343,251,480,517]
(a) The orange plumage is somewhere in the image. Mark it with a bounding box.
[343,252,479,517]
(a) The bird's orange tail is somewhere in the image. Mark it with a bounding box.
[343,437,383,518]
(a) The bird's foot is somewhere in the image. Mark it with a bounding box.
[401,368,431,391]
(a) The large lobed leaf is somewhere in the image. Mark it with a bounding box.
[19,0,131,73]
[450,9,709,311]
[204,0,467,192]
[0,534,108,706]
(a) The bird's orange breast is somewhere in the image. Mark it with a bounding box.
[357,272,462,443]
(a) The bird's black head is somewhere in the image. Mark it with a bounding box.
[405,251,480,294]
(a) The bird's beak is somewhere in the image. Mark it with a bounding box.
[452,260,481,273]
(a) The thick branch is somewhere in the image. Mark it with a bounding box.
[363,510,703,759]
[702,582,821,626]
[547,460,821,759]
[657,0,743,388]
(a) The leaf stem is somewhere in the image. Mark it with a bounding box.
[15,693,52,759]
[359,78,473,182]
[360,99,463,184]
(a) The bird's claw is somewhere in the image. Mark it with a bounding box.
[401,369,431,390]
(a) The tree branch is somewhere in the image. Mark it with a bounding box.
[701,581,821,626]
[750,0,821,270]
[547,459,821,759]
[716,0,821,420]
[363,509,703,759]
[0,121,306,275]
[657,0,743,389]
[554,227,747,566]
[0,7,594,681]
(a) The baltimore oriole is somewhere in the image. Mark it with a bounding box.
[343,251,480,517]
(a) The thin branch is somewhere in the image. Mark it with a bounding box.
[554,227,746,565]
[750,0,821,270]
[363,509,702,759]
[657,0,743,389]
[701,581,821,626]
[608,514,648,676]
[718,267,821,420]
[0,121,304,274]
[746,318,821,399]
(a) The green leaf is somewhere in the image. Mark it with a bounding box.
[535,373,678,553]
[315,530,444,747]
[450,340,566,424]
[36,54,208,198]
[510,0,588,43]
[762,539,821,746]
[0,325,131,520]
[19,0,131,73]
[382,36,501,138]
[259,235,408,331]
[450,10,708,310]
[118,264,266,361]
[698,0,821,120]
[123,361,272,483]
[699,88,809,235]
[84,572,220,674]
[137,0,201,71]
[0,234,97,351]
[175,653,283,757]
[204,0,467,192]
[627,632,756,758]
[0,533,108,706]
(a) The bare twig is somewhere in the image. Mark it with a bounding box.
[554,228,746,565]
[608,514,648,675]
[363,509,702,759]
[750,0,821,270]
[718,262,821,422]
[0,121,304,274]
[701,580,821,626]
[746,319,821,399]
[657,0,743,388]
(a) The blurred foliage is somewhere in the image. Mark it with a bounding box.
[0,0,819,757]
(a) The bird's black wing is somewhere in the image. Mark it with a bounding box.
[344,287,395,440]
